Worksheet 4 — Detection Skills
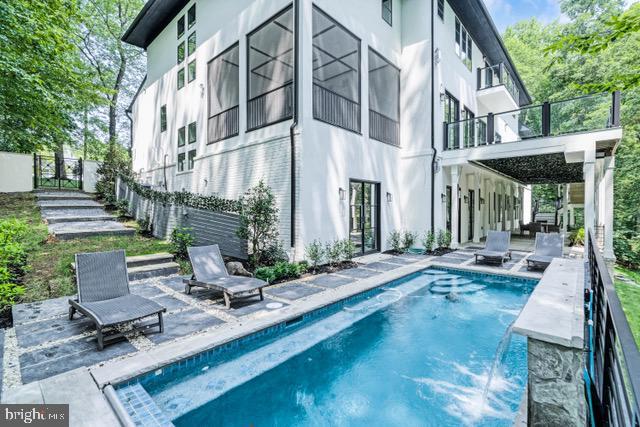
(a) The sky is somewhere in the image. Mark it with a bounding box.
[484,0,638,33]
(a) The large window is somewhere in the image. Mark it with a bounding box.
[177,126,185,147]
[247,6,294,131]
[444,91,459,149]
[188,32,196,56]
[312,6,361,133]
[455,18,473,70]
[188,122,196,144]
[188,60,196,82]
[187,4,196,29]
[188,149,196,170]
[177,153,185,172]
[382,0,392,25]
[177,15,185,39]
[368,49,400,146]
[462,107,474,148]
[207,43,239,143]
[160,105,167,132]
[177,68,185,90]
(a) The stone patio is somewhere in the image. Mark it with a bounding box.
[1,249,547,399]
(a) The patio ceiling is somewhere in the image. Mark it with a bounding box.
[476,153,584,184]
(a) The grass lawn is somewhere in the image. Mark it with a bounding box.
[0,192,172,303]
[614,266,640,347]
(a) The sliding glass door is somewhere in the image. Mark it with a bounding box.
[349,181,380,255]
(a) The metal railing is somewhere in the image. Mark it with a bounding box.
[443,91,621,151]
[313,83,361,133]
[247,83,293,131]
[477,63,520,103]
[33,154,83,190]
[208,105,239,143]
[586,229,640,427]
[369,110,399,146]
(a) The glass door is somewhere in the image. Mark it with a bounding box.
[349,181,380,255]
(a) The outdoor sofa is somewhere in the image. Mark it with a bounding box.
[69,250,166,350]
[183,244,267,309]
[474,231,512,265]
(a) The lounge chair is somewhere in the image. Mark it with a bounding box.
[526,232,564,271]
[183,244,267,309]
[474,231,512,265]
[69,250,166,350]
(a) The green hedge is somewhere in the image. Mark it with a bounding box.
[119,174,241,213]
[0,219,27,309]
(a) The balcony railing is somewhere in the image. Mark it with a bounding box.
[208,105,239,144]
[313,83,361,133]
[443,91,621,151]
[477,63,520,104]
[247,82,293,131]
[369,110,400,146]
[586,229,640,427]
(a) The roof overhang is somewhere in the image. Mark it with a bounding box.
[448,0,532,106]
[475,153,584,184]
[122,0,189,49]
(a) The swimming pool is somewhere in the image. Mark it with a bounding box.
[115,267,537,426]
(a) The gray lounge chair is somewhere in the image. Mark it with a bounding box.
[183,244,267,309]
[69,250,166,350]
[526,232,564,271]
[474,231,512,265]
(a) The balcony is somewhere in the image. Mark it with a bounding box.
[444,91,621,151]
[476,63,521,112]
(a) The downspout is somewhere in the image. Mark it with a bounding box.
[430,0,437,232]
[289,0,300,250]
[125,109,133,163]
[163,154,168,191]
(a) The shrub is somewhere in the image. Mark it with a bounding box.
[95,145,131,204]
[0,219,28,244]
[436,230,446,249]
[0,283,24,310]
[443,230,452,248]
[114,199,130,217]
[614,231,640,268]
[326,240,343,266]
[255,261,308,283]
[569,228,585,246]
[421,230,435,253]
[402,231,417,251]
[0,267,10,283]
[387,230,403,253]
[236,181,280,266]
[305,240,325,270]
[341,238,356,261]
[260,241,289,266]
[137,216,152,235]
[170,227,194,259]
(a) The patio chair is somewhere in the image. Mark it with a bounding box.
[529,222,543,239]
[183,244,267,309]
[519,220,531,237]
[526,232,564,271]
[474,231,512,265]
[69,250,166,350]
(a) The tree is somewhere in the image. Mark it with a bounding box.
[0,0,99,154]
[236,181,280,266]
[77,0,145,158]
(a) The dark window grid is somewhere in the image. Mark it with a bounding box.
[177,68,185,90]
[188,60,196,82]
[177,153,185,172]
[177,42,185,64]
[207,42,240,143]
[188,4,196,28]
[368,47,400,145]
[177,15,185,39]
[177,126,186,147]
[188,32,196,56]
[160,105,167,132]
[188,122,196,143]
[187,150,196,170]
[382,0,392,25]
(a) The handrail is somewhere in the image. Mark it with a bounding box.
[586,229,640,427]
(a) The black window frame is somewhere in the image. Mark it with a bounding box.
[187,149,196,170]
[444,91,460,149]
[462,106,475,148]
[207,42,240,144]
[246,4,295,132]
[368,47,400,146]
[437,0,445,20]
[160,105,167,132]
[177,126,186,147]
[177,41,185,64]
[177,152,186,172]
[188,60,196,82]
[187,4,196,29]
[177,68,185,90]
[188,121,196,144]
[188,32,196,56]
[382,0,392,26]
[177,15,185,39]
[312,5,362,134]
[455,17,473,71]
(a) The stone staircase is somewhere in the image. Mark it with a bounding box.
[36,190,135,240]
[71,253,180,281]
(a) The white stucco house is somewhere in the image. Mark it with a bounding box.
[123,0,622,260]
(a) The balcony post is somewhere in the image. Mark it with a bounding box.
[443,121,449,151]
[487,113,494,144]
[542,101,551,136]
[476,67,482,90]
[611,91,621,127]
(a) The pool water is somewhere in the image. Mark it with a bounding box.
[120,268,536,426]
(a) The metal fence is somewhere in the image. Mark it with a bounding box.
[247,83,293,131]
[313,83,361,133]
[586,229,640,426]
[117,179,247,260]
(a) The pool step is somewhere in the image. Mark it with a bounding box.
[433,278,474,287]
[430,284,487,295]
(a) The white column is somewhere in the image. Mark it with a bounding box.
[473,173,482,243]
[583,145,596,249]
[451,166,460,249]
[523,185,532,224]
[562,184,569,233]
[603,156,615,260]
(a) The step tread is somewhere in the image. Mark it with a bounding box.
[71,255,176,271]
[126,253,174,263]
[128,262,180,273]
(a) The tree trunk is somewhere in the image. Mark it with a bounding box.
[107,45,127,161]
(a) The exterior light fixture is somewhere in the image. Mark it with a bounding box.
[386,192,393,203]
[339,187,346,201]
[480,197,485,205]
[463,195,469,204]
[441,193,446,203]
